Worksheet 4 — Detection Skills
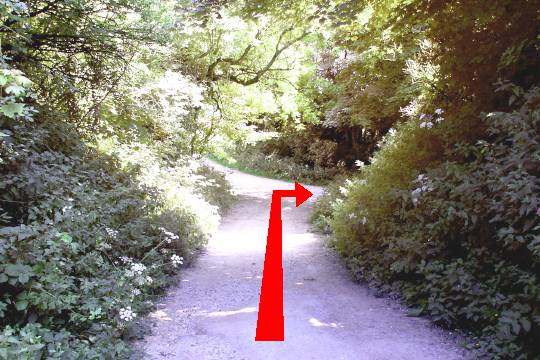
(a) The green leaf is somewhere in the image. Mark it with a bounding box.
[15,300,28,311]
[520,318,531,332]
[0,103,25,118]
[5,83,25,96]
[4,263,33,284]
[0,301,7,317]
[407,307,423,317]
[18,272,30,284]
[511,320,520,334]
[13,74,32,87]
[57,232,73,244]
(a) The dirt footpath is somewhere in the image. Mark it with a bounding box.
[136,163,468,360]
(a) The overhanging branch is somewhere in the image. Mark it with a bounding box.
[206,27,309,86]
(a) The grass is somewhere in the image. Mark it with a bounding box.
[206,153,334,186]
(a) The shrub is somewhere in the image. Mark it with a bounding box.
[308,139,338,167]
[318,87,540,359]
[0,118,233,358]
[214,143,345,185]
[311,175,349,234]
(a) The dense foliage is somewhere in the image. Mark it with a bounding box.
[1,117,232,358]
[213,142,344,185]
[0,0,235,358]
[316,88,540,358]
[307,1,540,359]
[2,0,540,358]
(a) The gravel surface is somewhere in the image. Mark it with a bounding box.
[135,162,469,360]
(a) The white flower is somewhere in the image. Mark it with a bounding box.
[435,117,444,123]
[400,100,418,118]
[119,306,137,321]
[131,263,146,275]
[415,174,434,192]
[126,262,146,278]
[119,256,132,264]
[105,227,118,239]
[146,276,153,283]
[348,213,356,220]
[132,288,141,296]
[435,108,444,115]
[411,188,422,206]
[171,254,184,267]
[354,160,365,168]
[159,227,179,243]
[420,121,433,129]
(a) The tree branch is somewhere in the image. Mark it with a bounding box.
[206,42,253,80]
[207,27,309,86]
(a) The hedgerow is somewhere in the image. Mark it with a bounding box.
[213,143,346,186]
[318,87,540,359]
[0,115,233,358]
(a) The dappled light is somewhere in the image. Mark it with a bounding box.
[199,307,258,318]
[149,310,172,322]
[308,318,343,329]
[209,225,318,255]
[1,0,537,358]
[283,233,319,251]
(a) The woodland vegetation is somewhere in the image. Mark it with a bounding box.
[0,0,539,358]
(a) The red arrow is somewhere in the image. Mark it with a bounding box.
[255,182,313,341]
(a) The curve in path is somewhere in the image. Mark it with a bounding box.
[137,163,468,360]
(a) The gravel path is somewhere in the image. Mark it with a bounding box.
[136,163,469,360]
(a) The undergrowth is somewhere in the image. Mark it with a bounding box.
[0,118,233,359]
[210,144,346,186]
[313,88,540,359]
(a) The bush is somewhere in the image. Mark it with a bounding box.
[317,88,540,359]
[0,118,233,359]
[214,143,346,185]
[311,175,349,234]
